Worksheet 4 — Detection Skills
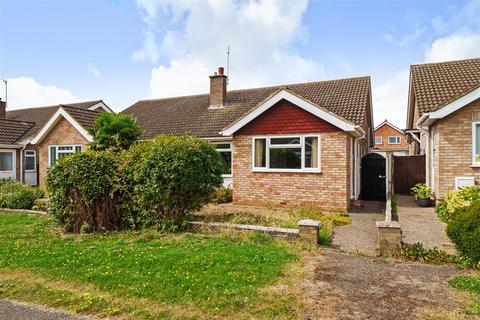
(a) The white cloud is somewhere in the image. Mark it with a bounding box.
[372,70,410,128]
[1,77,77,110]
[425,33,480,62]
[88,63,101,78]
[135,0,324,98]
[132,30,160,63]
[382,27,426,47]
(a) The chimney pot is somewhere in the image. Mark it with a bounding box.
[218,67,224,75]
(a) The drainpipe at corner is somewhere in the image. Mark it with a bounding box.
[20,144,26,183]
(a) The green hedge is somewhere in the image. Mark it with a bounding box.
[0,178,43,210]
[446,201,480,263]
[46,135,223,233]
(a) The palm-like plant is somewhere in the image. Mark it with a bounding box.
[88,112,142,151]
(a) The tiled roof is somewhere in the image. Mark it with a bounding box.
[122,76,371,138]
[0,119,35,144]
[411,58,480,115]
[5,100,102,141]
[63,105,100,129]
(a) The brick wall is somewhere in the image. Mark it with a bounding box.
[37,117,89,186]
[433,98,480,198]
[232,132,351,212]
[373,123,408,151]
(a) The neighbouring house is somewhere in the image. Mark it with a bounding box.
[0,99,111,186]
[123,68,374,212]
[406,57,480,199]
[373,120,408,156]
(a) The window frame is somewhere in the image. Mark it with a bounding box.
[472,122,480,167]
[251,134,321,173]
[214,142,233,177]
[0,150,14,173]
[24,150,37,172]
[48,144,82,166]
[374,136,382,145]
[387,136,401,144]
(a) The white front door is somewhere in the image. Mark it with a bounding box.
[0,149,16,180]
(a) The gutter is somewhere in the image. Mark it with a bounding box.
[0,144,23,149]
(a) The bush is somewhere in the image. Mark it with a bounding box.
[0,179,43,210]
[446,201,480,263]
[437,186,480,222]
[210,187,233,204]
[46,150,123,233]
[411,183,433,199]
[131,135,223,225]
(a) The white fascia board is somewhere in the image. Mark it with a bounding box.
[430,87,480,119]
[0,144,22,149]
[220,90,357,136]
[374,120,404,134]
[415,113,430,128]
[88,101,114,113]
[30,107,93,144]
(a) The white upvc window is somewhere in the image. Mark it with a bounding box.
[24,150,36,172]
[388,136,401,144]
[374,136,382,145]
[472,122,480,166]
[252,135,321,173]
[48,145,82,166]
[0,151,14,172]
[214,142,232,177]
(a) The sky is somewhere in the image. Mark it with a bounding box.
[1,0,479,128]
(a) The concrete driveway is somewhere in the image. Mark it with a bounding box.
[0,300,92,320]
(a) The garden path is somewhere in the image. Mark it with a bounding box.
[397,195,457,254]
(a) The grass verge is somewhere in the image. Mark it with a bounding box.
[449,274,480,316]
[0,212,299,319]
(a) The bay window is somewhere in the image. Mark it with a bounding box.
[215,143,232,176]
[49,145,82,166]
[252,135,320,172]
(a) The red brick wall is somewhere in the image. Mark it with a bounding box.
[373,123,408,151]
[237,99,340,135]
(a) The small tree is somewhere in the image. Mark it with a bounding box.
[88,112,142,151]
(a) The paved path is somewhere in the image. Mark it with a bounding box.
[331,201,385,255]
[0,300,92,320]
[397,195,457,254]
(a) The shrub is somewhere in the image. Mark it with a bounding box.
[46,150,123,233]
[131,135,223,225]
[446,201,480,263]
[210,187,233,204]
[32,198,49,212]
[411,183,433,199]
[0,179,43,210]
[438,186,480,222]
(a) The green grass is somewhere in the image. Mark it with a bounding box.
[0,213,297,318]
[449,274,480,315]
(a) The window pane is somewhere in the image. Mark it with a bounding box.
[374,137,382,144]
[219,151,232,175]
[269,148,301,169]
[0,152,13,171]
[25,150,35,156]
[388,136,400,144]
[254,139,266,168]
[25,155,35,171]
[75,146,82,152]
[476,124,480,163]
[58,146,73,151]
[215,143,231,150]
[49,146,57,165]
[305,136,319,168]
[270,137,300,145]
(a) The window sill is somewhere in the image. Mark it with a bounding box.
[25,170,37,173]
[252,168,321,174]
[222,174,233,178]
[471,164,480,168]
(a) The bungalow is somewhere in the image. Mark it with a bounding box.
[0,99,111,186]
[406,57,480,199]
[123,68,374,212]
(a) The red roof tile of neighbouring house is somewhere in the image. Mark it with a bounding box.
[0,119,35,144]
[122,76,371,138]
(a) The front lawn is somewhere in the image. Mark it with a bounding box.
[0,212,298,319]
[449,274,480,315]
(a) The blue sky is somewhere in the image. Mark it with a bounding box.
[1,0,479,127]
